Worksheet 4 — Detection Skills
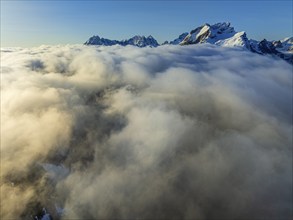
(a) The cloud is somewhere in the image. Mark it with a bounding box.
[1,44,292,220]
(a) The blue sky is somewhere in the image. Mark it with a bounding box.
[1,0,292,47]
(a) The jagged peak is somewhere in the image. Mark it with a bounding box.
[131,35,145,39]
[212,22,231,28]
[193,22,232,31]
[89,35,100,39]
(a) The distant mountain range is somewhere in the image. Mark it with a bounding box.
[84,22,293,64]
[85,35,159,47]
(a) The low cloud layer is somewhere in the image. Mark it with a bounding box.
[1,44,292,220]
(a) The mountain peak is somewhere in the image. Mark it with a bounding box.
[180,21,236,45]
[212,22,231,28]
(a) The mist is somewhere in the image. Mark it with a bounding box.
[1,44,292,220]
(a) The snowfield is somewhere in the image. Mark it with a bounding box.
[1,44,292,220]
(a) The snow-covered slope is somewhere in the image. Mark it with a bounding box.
[273,37,293,53]
[84,35,159,47]
[215,31,250,49]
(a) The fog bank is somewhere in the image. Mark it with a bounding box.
[1,44,292,220]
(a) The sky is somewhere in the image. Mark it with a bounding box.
[1,0,292,47]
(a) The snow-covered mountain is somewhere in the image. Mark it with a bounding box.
[84,35,159,47]
[84,22,292,64]
[179,22,238,45]
[170,22,292,64]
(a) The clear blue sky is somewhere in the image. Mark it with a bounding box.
[1,0,292,47]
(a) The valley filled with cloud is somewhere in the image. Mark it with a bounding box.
[1,44,292,219]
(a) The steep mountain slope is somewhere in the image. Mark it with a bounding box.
[169,32,189,45]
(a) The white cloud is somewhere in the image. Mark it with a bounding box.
[1,44,292,220]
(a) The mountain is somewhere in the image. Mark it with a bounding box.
[179,22,237,45]
[84,22,292,64]
[171,22,292,64]
[84,35,159,47]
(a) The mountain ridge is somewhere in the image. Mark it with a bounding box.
[84,22,293,64]
[84,35,159,47]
